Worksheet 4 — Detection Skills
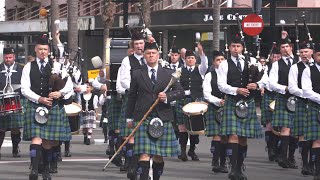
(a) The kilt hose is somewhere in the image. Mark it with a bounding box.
[23,100,71,141]
[304,101,320,141]
[120,94,133,137]
[220,95,262,138]
[260,90,275,125]
[271,94,295,129]
[108,94,122,131]
[80,110,96,129]
[205,104,221,137]
[292,98,308,136]
[134,113,180,157]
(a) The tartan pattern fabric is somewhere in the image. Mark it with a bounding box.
[304,101,320,141]
[134,113,180,157]
[107,94,122,131]
[271,94,295,129]
[175,97,204,125]
[120,94,133,137]
[220,95,262,138]
[260,91,275,125]
[205,104,221,137]
[22,100,71,141]
[80,110,96,129]
[292,98,308,136]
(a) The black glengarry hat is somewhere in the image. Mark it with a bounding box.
[185,49,195,57]
[144,42,158,51]
[36,35,49,45]
[212,50,224,60]
[3,47,15,55]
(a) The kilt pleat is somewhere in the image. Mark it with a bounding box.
[108,94,122,131]
[260,91,275,125]
[120,94,133,137]
[292,98,308,136]
[304,101,320,141]
[134,114,180,157]
[80,110,96,129]
[205,104,220,137]
[23,100,71,141]
[271,94,295,129]
[220,96,262,138]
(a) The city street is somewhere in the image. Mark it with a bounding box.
[0,129,314,180]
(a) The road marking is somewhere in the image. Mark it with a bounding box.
[2,139,12,147]
[0,158,110,164]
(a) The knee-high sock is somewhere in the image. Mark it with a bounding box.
[299,141,309,167]
[189,135,199,152]
[64,141,70,152]
[312,147,320,177]
[288,136,298,160]
[179,132,188,145]
[137,161,150,180]
[227,143,239,171]
[220,143,227,166]
[30,144,42,173]
[280,136,290,161]
[237,145,248,172]
[153,161,164,180]
[11,131,21,153]
[211,140,221,163]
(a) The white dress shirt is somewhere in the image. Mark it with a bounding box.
[302,63,320,104]
[119,53,144,90]
[185,54,209,79]
[147,64,158,80]
[203,71,222,107]
[116,67,126,95]
[170,62,179,70]
[269,58,292,94]
[288,61,309,98]
[80,93,99,110]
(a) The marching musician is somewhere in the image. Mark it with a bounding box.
[126,41,184,180]
[0,47,24,159]
[269,34,299,169]
[217,35,263,180]
[301,43,320,180]
[288,42,314,175]
[21,36,73,180]
[176,43,208,161]
[203,50,228,173]
[180,48,187,64]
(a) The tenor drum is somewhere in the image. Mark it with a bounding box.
[64,103,82,134]
[182,101,208,135]
[0,92,22,116]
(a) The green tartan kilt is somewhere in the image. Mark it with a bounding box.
[205,104,221,137]
[271,94,295,129]
[120,94,133,137]
[220,95,262,138]
[134,114,180,157]
[23,100,71,141]
[260,91,275,125]
[292,98,308,136]
[304,101,320,141]
[107,94,122,131]
[0,97,26,130]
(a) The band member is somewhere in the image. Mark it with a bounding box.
[288,42,314,175]
[97,70,109,143]
[80,81,98,145]
[261,48,281,162]
[217,35,263,180]
[180,48,187,64]
[21,36,73,180]
[175,44,208,161]
[0,47,24,159]
[126,41,184,180]
[203,50,227,173]
[301,43,320,180]
[269,35,299,169]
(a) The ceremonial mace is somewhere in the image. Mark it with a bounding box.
[102,69,182,170]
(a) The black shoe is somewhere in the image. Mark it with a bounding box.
[64,151,72,157]
[218,164,228,173]
[212,158,220,172]
[228,169,239,180]
[111,154,123,167]
[301,165,313,176]
[83,136,87,144]
[12,146,21,158]
[278,158,290,168]
[38,164,44,174]
[239,172,247,180]
[29,170,38,180]
[288,158,298,169]
[180,151,188,161]
[188,151,199,161]
[42,169,51,180]
[86,138,91,145]
[267,148,276,161]
[106,145,115,156]
[49,162,58,173]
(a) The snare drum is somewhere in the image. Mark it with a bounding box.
[64,103,82,134]
[182,101,208,135]
[0,92,22,116]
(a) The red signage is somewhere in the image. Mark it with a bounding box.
[242,14,264,36]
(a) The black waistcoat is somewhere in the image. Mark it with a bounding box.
[310,65,320,94]
[210,70,224,99]
[278,57,298,86]
[297,61,306,89]
[129,54,142,73]
[0,63,23,95]
[267,62,272,76]
[180,66,203,100]
[30,60,52,97]
[81,93,94,111]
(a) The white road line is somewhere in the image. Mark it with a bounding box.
[2,139,12,147]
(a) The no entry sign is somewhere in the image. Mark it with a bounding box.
[242,14,264,36]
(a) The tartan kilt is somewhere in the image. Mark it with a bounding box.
[120,95,133,137]
[260,91,275,125]
[292,98,308,136]
[304,101,320,141]
[134,114,180,157]
[220,95,262,138]
[272,94,295,129]
[23,100,71,141]
[108,94,122,131]
[205,104,220,137]
[80,110,96,129]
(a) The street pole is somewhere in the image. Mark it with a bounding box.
[270,0,276,42]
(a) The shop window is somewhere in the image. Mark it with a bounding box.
[17,8,25,20]
[30,6,39,19]
[6,9,15,20]
[59,4,67,18]
[83,2,91,15]
[93,1,101,15]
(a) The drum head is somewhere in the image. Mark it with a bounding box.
[182,101,208,116]
[64,103,82,116]
[286,96,296,112]
[235,100,248,119]
[35,107,49,124]
[215,108,223,125]
[148,118,164,139]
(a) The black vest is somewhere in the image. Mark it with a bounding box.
[129,54,142,73]
[210,70,224,99]
[81,93,94,111]
[180,66,203,100]
[30,60,52,97]
[297,61,307,89]
[278,57,298,86]
[267,62,272,76]
[310,65,320,94]
[0,63,23,95]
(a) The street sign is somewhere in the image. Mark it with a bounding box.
[242,14,264,36]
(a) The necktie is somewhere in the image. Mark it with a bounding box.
[172,65,176,70]
[40,60,45,73]
[286,58,291,67]
[236,58,242,72]
[140,58,145,66]
[188,67,192,73]
[151,69,156,85]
